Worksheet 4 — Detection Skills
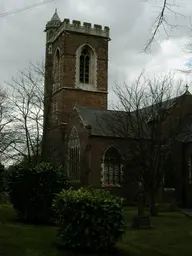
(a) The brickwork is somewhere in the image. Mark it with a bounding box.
[66,108,139,202]
[43,12,192,207]
[66,96,192,204]
[52,32,109,92]
[43,12,110,161]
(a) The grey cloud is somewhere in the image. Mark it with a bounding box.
[1,0,192,95]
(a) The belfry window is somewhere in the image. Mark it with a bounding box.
[68,127,80,181]
[76,44,97,89]
[79,47,90,84]
[102,147,123,186]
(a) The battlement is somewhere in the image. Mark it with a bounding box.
[62,18,110,38]
[48,18,110,43]
[45,14,110,43]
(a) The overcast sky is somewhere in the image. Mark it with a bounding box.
[1,0,192,106]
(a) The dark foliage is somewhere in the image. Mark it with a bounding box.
[53,188,125,252]
[6,162,69,223]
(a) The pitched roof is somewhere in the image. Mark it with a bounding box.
[75,90,192,138]
[76,106,128,137]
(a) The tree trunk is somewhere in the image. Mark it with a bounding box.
[149,192,158,216]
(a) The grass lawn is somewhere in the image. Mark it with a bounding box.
[0,204,192,256]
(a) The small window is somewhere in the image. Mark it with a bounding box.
[79,47,90,84]
[49,31,53,39]
[48,45,52,54]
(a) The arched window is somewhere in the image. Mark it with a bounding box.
[102,147,123,186]
[53,48,60,91]
[68,127,80,181]
[48,30,53,40]
[76,44,97,90]
[79,47,90,84]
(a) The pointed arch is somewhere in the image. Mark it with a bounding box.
[101,146,123,186]
[80,47,90,84]
[68,126,80,181]
[53,48,60,91]
[48,30,53,40]
[76,44,97,90]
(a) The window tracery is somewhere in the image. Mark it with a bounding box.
[102,147,123,186]
[79,47,90,84]
[68,127,80,181]
[76,44,97,90]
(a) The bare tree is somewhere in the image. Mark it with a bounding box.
[6,63,44,165]
[145,0,186,52]
[108,73,189,215]
[4,57,62,165]
[0,88,14,164]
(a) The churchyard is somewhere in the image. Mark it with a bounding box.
[1,202,192,256]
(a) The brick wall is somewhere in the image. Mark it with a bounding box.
[43,26,109,161]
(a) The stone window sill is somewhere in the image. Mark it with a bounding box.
[76,83,96,91]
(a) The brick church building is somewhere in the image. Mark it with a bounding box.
[43,10,192,207]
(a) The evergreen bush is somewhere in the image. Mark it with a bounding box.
[7,162,69,223]
[53,188,125,252]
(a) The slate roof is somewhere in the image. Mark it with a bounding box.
[76,106,128,137]
[75,89,192,138]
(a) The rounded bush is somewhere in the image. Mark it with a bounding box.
[7,162,69,223]
[53,188,125,252]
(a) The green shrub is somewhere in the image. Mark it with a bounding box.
[7,162,69,223]
[53,188,125,252]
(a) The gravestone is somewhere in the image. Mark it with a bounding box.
[138,193,145,216]
[132,193,151,229]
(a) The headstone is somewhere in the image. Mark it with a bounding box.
[131,193,151,229]
[138,193,145,216]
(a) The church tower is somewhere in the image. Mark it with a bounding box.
[43,10,110,163]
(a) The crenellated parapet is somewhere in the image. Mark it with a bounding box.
[62,19,110,38]
[45,12,110,43]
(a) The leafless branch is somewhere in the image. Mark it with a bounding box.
[99,72,189,215]
[144,0,185,52]
[5,63,44,165]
